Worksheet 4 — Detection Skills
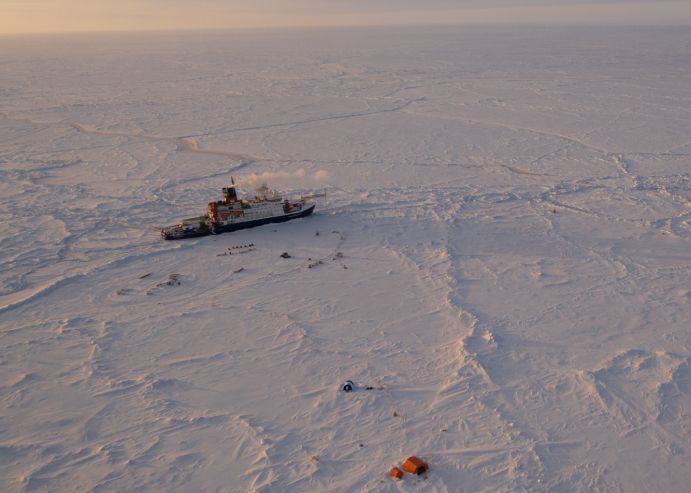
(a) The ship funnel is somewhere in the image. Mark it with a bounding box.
[222,181,238,204]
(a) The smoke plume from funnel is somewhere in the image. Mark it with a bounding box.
[235,168,328,189]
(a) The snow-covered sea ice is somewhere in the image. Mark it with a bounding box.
[1,26,690,492]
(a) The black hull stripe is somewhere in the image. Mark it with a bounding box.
[164,204,315,240]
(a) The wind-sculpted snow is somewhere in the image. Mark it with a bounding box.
[1,26,690,492]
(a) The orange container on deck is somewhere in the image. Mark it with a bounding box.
[389,467,404,479]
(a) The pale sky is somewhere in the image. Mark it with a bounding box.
[2,0,691,34]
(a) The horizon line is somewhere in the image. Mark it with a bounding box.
[3,20,691,37]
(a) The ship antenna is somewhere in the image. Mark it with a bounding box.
[231,176,235,185]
